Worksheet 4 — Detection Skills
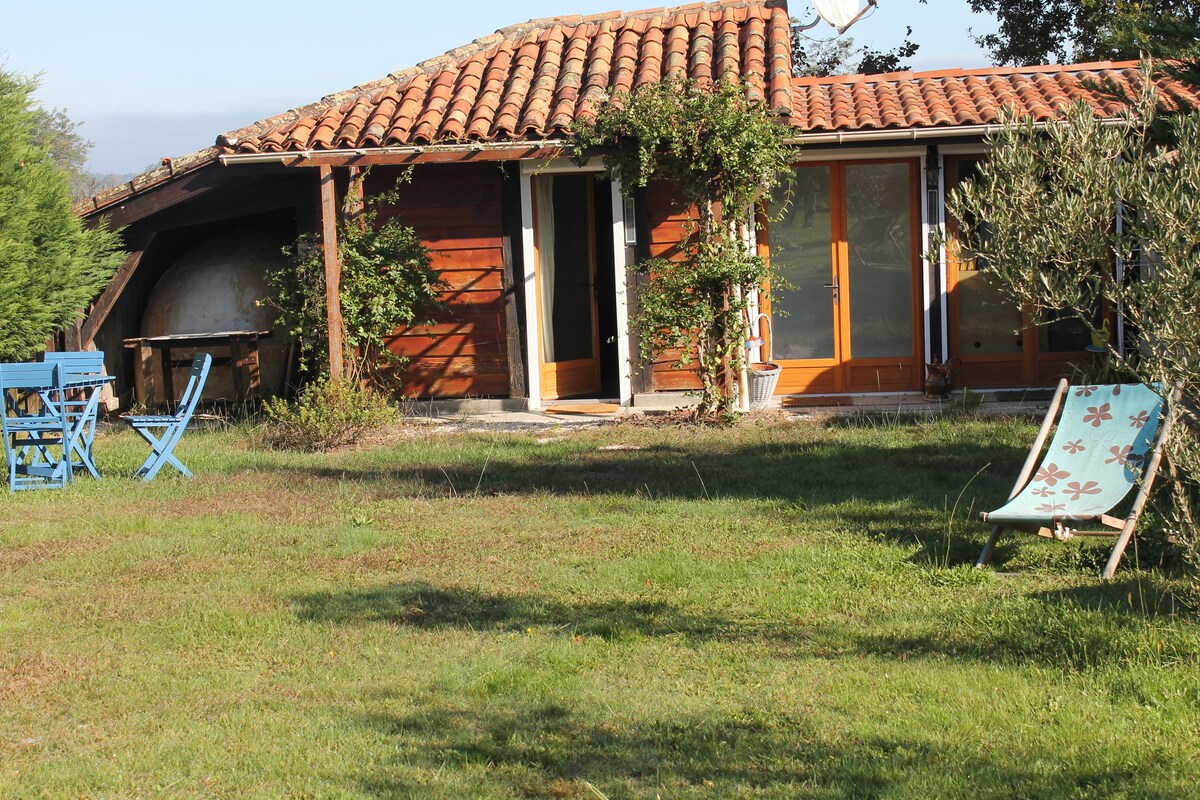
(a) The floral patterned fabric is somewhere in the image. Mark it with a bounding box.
[985,384,1164,524]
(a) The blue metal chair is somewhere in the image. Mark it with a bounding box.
[40,351,108,478]
[977,379,1177,578]
[0,362,73,492]
[122,353,212,481]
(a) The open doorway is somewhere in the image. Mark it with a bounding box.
[531,173,621,400]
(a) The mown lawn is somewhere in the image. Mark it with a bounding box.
[1,412,1197,799]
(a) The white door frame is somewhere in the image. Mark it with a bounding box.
[519,160,632,409]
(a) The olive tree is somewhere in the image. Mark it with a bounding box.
[948,80,1200,576]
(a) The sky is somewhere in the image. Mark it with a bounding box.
[1,0,999,176]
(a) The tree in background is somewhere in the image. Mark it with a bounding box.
[0,68,124,361]
[793,26,919,77]
[27,105,95,201]
[967,0,1200,66]
[24,93,137,201]
[947,89,1200,582]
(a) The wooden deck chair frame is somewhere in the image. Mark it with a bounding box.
[122,353,212,482]
[976,378,1179,579]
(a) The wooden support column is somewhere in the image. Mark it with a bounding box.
[319,165,345,381]
[345,165,365,221]
[63,322,83,352]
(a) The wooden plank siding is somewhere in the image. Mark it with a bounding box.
[366,164,509,398]
[643,180,703,393]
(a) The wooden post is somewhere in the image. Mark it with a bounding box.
[345,166,365,222]
[319,165,345,381]
[732,283,750,413]
[229,339,248,401]
[127,338,154,407]
[63,322,83,352]
[160,345,176,409]
[500,236,527,399]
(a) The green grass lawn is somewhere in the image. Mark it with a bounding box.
[1,413,1197,799]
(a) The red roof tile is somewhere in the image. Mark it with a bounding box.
[217,3,1200,157]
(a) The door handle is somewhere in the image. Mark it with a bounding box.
[823,277,840,303]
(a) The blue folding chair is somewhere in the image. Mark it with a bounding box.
[122,353,212,481]
[40,351,109,478]
[0,362,73,492]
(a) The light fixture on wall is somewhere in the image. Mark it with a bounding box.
[795,0,878,34]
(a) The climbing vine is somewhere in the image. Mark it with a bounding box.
[571,78,794,415]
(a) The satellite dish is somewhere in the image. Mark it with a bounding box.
[799,0,878,34]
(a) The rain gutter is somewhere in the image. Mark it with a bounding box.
[785,117,1132,146]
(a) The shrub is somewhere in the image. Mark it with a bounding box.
[267,169,445,390]
[259,379,396,452]
[946,83,1200,584]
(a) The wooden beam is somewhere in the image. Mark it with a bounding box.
[345,165,365,221]
[500,235,526,399]
[135,175,306,233]
[319,165,345,381]
[87,165,228,230]
[63,322,82,351]
[81,232,156,348]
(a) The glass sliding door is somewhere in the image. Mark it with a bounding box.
[945,155,1100,388]
[845,163,914,359]
[767,159,922,395]
[766,165,840,393]
[945,156,1026,387]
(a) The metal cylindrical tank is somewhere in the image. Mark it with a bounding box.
[140,232,291,404]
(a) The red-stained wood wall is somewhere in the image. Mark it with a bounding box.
[366,164,510,399]
[644,180,703,393]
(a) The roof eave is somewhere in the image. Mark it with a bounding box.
[217,138,573,167]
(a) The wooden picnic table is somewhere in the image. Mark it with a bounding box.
[124,330,271,409]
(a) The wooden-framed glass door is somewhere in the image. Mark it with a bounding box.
[532,173,601,400]
[766,159,923,394]
[945,156,1026,387]
[945,155,1098,388]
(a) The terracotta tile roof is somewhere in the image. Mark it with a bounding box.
[78,0,1200,215]
[788,62,1200,134]
[218,0,794,154]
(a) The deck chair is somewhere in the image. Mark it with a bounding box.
[977,379,1177,578]
[122,353,212,481]
[40,351,107,478]
[0,362,73,492]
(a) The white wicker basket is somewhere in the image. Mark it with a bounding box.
[748,314,781,411]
